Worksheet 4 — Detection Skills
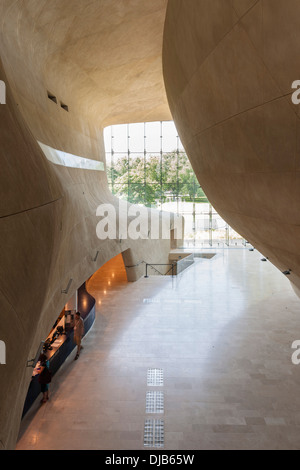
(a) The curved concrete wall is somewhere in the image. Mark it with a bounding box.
[163,0,300,293]
[3,0,300,450]
[0,1,175,449]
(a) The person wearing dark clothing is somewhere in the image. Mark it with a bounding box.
[38,353,51,403]
[74,311,84,360]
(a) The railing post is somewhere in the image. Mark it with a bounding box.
[145,264,149,278]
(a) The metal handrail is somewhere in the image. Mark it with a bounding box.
[124,260,146,269]
[165,264,176,276]
[61,278,73,294]
[124,260,176,277]
[145,263,176,278]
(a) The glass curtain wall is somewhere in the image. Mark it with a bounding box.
[104,121,244,248]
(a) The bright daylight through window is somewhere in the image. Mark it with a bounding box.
[104,121,245,248]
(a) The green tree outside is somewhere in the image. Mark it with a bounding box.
[108,151,208,207]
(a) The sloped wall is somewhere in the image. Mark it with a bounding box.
[0,0,175,449]
[163,0,300,294]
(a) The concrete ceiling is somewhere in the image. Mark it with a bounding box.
[1,0,171,127]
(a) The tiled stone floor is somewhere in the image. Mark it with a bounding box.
[16,249,300,450]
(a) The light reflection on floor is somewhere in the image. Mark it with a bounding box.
[16,248,300,450]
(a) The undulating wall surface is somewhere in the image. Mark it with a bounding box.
[3,0,300,451]
[163,0,300,294]
[0,0,176,449]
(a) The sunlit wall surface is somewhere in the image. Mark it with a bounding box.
[104,121,244,247]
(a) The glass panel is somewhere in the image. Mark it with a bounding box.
[128,123,145,152]
[178,136,185,152]
[112,154,129,182]
[144,183,161,208]
[145,122,161,152]
[106,152,113,185]
[229,225,244,246]
[162,121,178,152]
[128,183,146,205]
[104,121,244,249]
[193,181,208,203]
[195,207,210,245]
[103,126,112,153]
[161,183,177,211]
[112,183,128,200]
[145,153,161,185]
[111,124,128,153]
[162,152,178,189]
[128,153,145,183]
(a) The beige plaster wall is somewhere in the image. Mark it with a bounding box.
[163,0,300,293]
[0,0,175,449]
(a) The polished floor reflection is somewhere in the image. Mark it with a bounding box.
[16,249,300,450]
